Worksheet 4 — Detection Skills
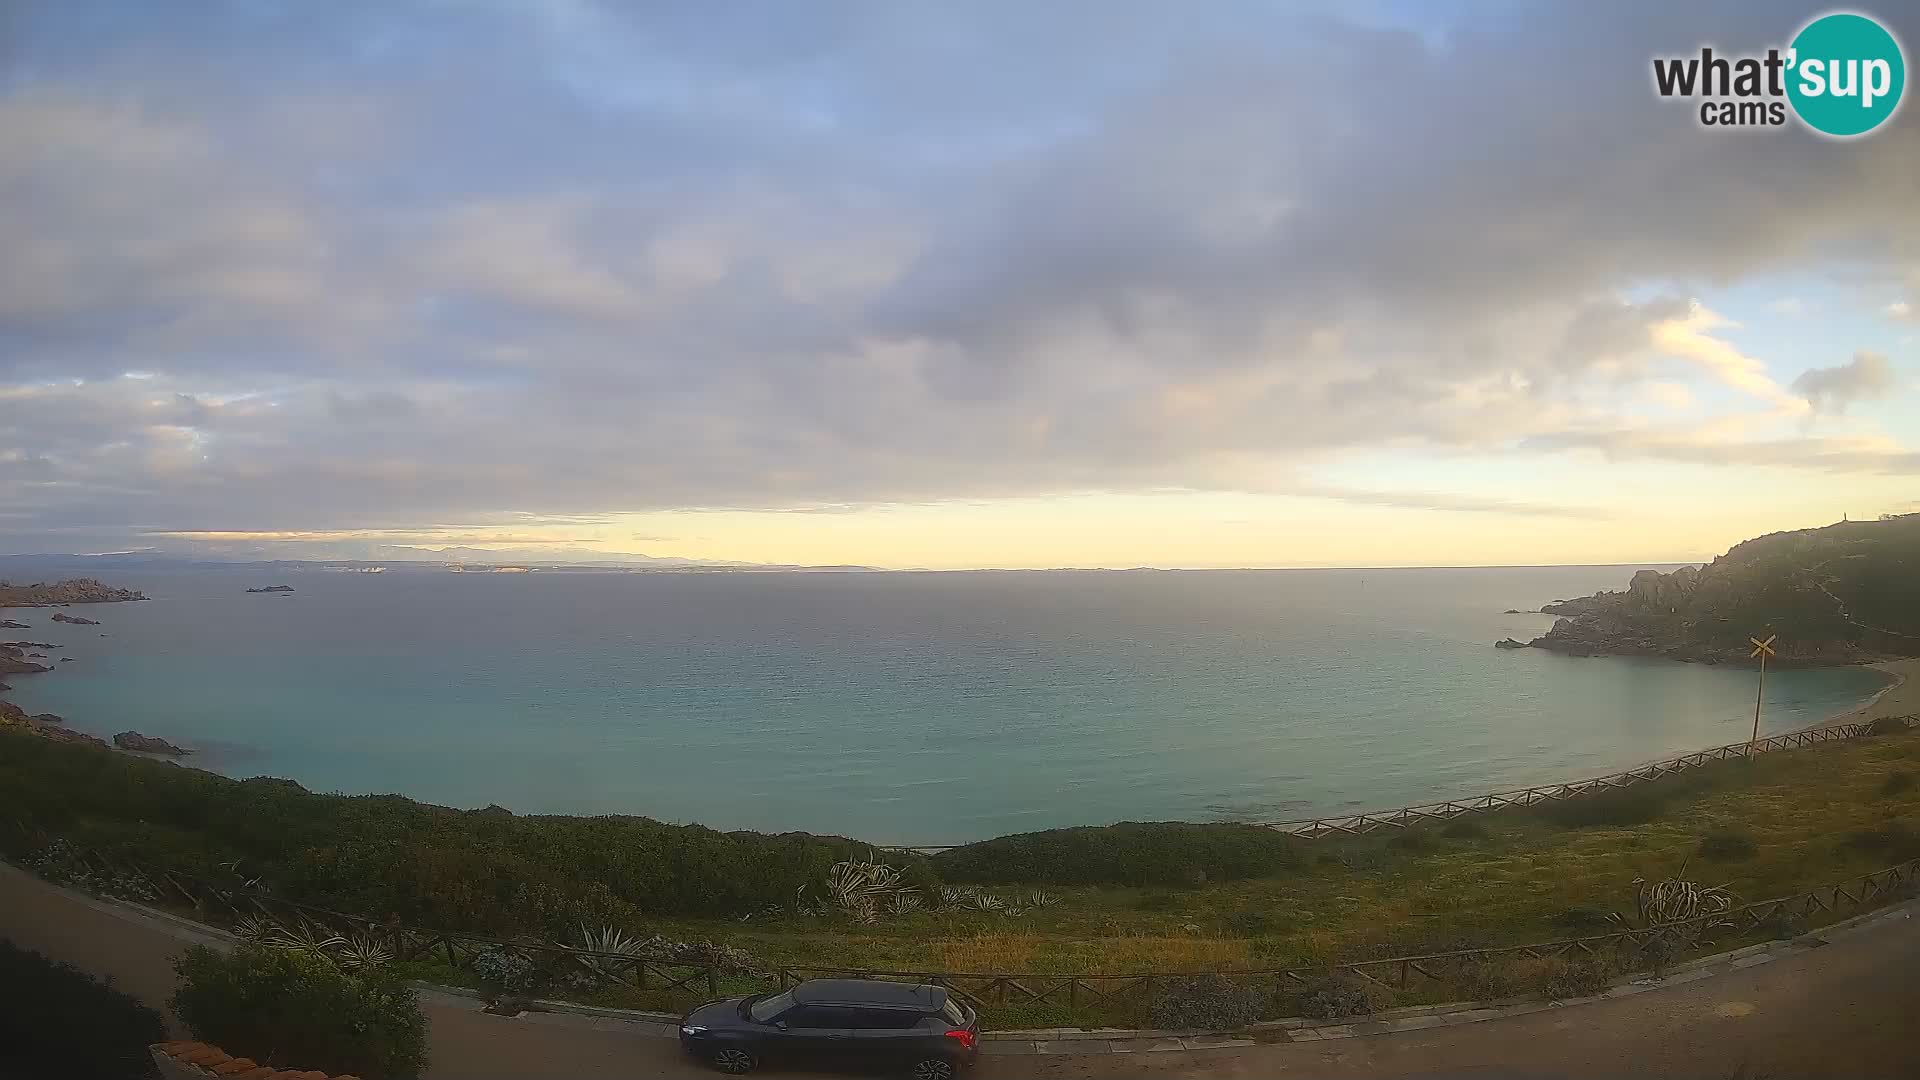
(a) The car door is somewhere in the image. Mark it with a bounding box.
[846,1006,929,1070]
[772,1004,855,1062]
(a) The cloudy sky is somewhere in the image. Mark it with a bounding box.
[2,1,1916,569]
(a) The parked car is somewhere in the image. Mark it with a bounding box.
[679,978,979,1078]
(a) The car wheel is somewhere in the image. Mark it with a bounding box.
[709,1045,758,1074]
[909,1057,956,1080]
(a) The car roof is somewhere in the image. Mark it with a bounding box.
[790,979,947,1009]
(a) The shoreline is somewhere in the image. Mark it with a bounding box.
[1814,657,1920,730]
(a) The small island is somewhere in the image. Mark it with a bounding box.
[1499,514,1920,665]
[50,612,99,625]
[246,585,296,593]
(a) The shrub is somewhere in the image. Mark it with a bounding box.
[1384,830,1436,854]
[1450,956,1524,1001]
[1880,771,1914,797]
[171,944,429,1080]
[1535,786,1667,828]
[0,727,935,930]
[471,946,539,1002]
[1147,974,1266,1031]
[1133,891,1179,912]
[1288,973,1374,1021]
[1537,957,1613,1000]
[0,942,166,1080]
[1224,909,1274,937]
[1865,716,1914,736]
[1841,821,1920,861]
[1440,818,1489,840]
[1547,906,1614,933]
[1697,828,1758,861]
[933,822,1306,887]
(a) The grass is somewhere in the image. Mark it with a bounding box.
[625,728,1920,983]
[8,724,1920,1029]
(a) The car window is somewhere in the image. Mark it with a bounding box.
[747,991,795,1023]
[940,999,969,1026]
[845,1006,921,1030]
[782,1005,856,1028]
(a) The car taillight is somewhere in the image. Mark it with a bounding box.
[944,1028,977,1049]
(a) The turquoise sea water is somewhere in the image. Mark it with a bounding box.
[1,565,1891,844]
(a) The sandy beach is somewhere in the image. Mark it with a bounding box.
[1819,658,1920,728]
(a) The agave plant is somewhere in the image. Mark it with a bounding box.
[970,891,1005,912]
[263,919,348,956]
[885,892,924,916]
[572,924,651,978]
[825,854,909,923]
[334,935,393,972]
[1026,890,1061,910]
[229,914,278,943]
[936,885,976,912]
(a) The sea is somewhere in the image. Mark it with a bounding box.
[0,564,1892,845]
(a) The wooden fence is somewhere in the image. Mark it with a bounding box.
[11,825,1915,1014]
[901,724,1875,851]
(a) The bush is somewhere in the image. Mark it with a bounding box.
[1133,891,1179,912]
[1537,957,1613,1000]
[1224,909,1274,937]
[1865,716,1914,736]
[1547,906,1614,933]
[1440,818,1489,840]
[0,942,166,1080]
[1288,973,1374,1021]
[1147,974,1266,1031]
[1698,828,1758,861]
[1535,786,1667,828]
[933,822,1306,887]
[471,946,538,1003]
[1385,830,1437,854]
[1841,821,1920,861]
[171,945,429,1080]
[0,727,935,931]
[1880,771,1915,797]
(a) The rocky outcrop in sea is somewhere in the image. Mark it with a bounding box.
[50,612,99,625]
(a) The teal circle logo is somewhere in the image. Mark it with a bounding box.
[1787,12,1906,137]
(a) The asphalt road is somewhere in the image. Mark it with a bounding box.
[3,862,1915,1080]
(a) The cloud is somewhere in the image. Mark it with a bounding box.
[2,1,1919,555]
[1889,301,1915,320]
[1527,427,1920,474]
[1791,352,1900,415]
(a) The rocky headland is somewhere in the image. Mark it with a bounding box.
[1505,514,1920,665]
[114,730,191,756]
[0,578,147,606]
[1,577,195,759]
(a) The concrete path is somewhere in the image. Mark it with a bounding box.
[4,861,1916,1079]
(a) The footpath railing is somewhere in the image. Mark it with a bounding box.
[10,827,1915,1013]
[1261,724,1873,839]
[903,724,1875,850]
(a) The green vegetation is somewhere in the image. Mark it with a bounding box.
[5,723,1920,1030]
[0,941,166,1080]
[933,821,1306,887]
[172,944,429,1080]
[1697,827,1758,861]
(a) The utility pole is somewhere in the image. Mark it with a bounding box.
[1748,634,1776,753]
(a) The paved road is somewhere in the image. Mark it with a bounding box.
[3,862,1915,1080]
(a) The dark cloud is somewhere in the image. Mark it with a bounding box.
[1,1,1917,550]
[1792,351,1899,415]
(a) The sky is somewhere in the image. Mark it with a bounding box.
[1,1,1917,570]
